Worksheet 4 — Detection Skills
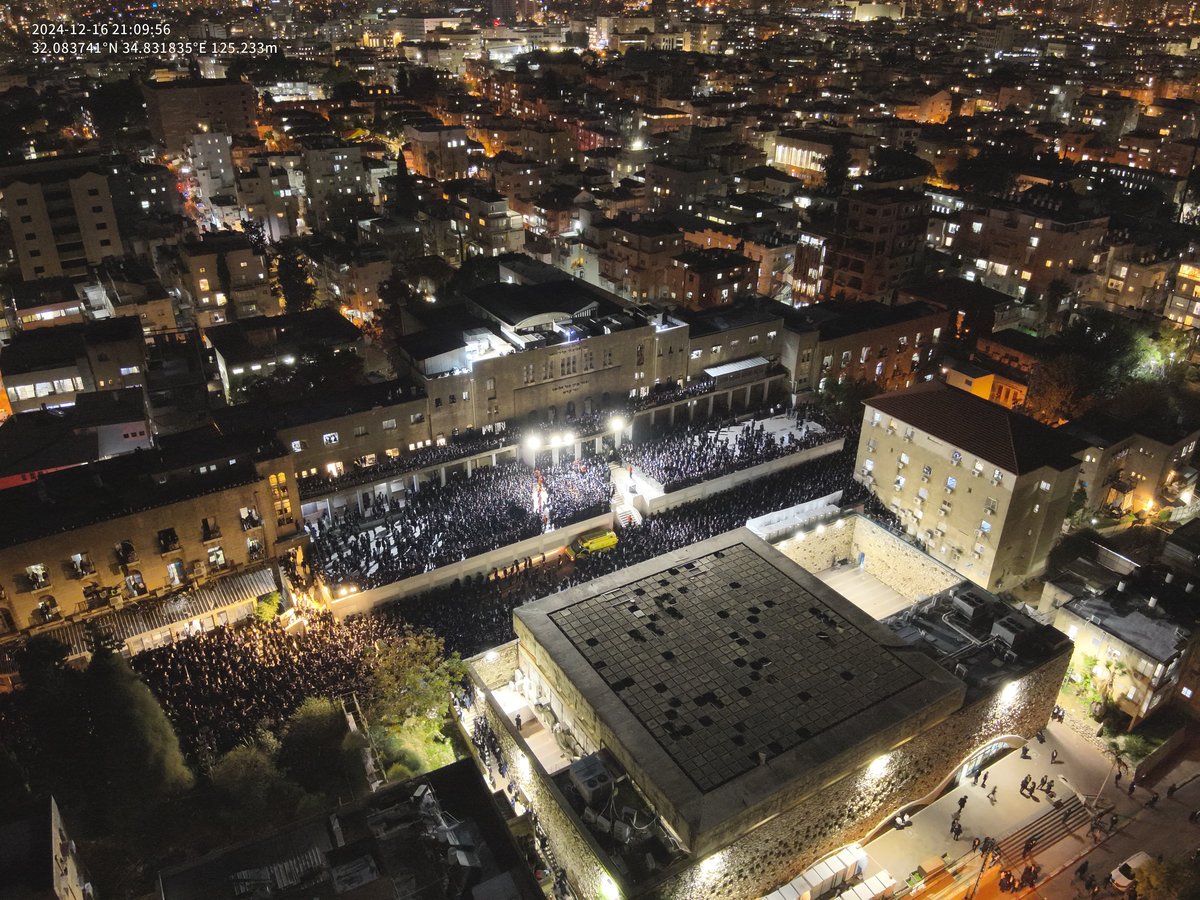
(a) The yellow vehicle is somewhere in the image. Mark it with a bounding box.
[565,527,618,561]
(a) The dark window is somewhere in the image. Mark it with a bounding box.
[87,188,100,196]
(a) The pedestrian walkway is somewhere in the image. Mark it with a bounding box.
[862,720,1145,896]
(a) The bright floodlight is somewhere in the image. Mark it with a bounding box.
[610,415,626,431]
[867,754,889,779]
[525,435,542,451]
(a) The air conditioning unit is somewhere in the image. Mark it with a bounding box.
[569,754,613,808]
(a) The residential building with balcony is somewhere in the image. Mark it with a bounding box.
[1063,409,1199,517]
[821,189,929,303]
[950,190,1109,307]
[856,382,1083,591]
[0,156,124,282]
[1052,571,1197,729]
[236,159,302,242]
[0,425,298,635]
[167,232,274,327]
[668,248,758,311]
[598,217,684,303]
[782,300,950,394]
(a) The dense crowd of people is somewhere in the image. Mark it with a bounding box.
[382,443,862,657]
[301,458,610,592]
[8,407,869,770]
[618,408,839,491]
[131,611,405,759]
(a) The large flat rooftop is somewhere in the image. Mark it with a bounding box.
[515,529,964,849]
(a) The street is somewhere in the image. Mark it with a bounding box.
[860,718,1200,899]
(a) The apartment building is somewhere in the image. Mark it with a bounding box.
[404,123,483,181]
[204,309,364,401]
[0,317,145,416]
[420,185,525,263]
[1052,572,1195,729]
[668,248,758,311]
[682,220,798,303]
[309,244,392,325]
[782,300,950,394]
[236,159,303,242]
[1165,262,1200,331]
[821,189,929,303]
[1064,409,1199,517]
[167,233,274,327]
[143,77,258,153]
[186,131,236,205]
[644,158,723,214]
[950,191,1109,304]
[597,217,684,303]
[856,382,1083,591]
[0,427,299,632]
[300,140,372,232]
[0,157,124,282]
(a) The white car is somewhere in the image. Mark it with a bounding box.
[1111,851,1152,892]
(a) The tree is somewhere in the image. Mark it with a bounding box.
[948,151,1018,196]
[365,630,463,727]
[817,378,882,427]
[1023,352,1090,424]
[822,135,852,195]
[254,590,281,622]
[273,240,316,313]
[210,732,311,831]
[85,650,193,808]
[1135,856,1200,900]
[277,697,355,797]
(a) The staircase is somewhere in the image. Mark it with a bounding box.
[609,463,642,528]
[996,794,1092,864]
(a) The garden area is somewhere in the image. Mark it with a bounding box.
[1061,655,1188,773]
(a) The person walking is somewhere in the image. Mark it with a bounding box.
[958,795,968,812]
[1051,749,1058,764]
[1075,860,1089,880]
[981,771,989,788]
[988,786,998,802]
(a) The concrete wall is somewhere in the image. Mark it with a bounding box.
[326,511,614,618]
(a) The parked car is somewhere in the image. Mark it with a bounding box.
[1111,851,1152,892]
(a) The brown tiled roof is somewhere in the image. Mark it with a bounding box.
[866,382,1084,475]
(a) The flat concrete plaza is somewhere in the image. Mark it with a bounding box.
[814,565,913,621]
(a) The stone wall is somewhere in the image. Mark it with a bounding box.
[655,646,1069,900]
[774,515,960,605]
[464,641,1069,900]
[463,649,615,900]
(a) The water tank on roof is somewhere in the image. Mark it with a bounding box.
[569,753,613,808]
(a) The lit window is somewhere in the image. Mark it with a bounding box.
[323,432,339,445]
[1183,687,1194,699]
